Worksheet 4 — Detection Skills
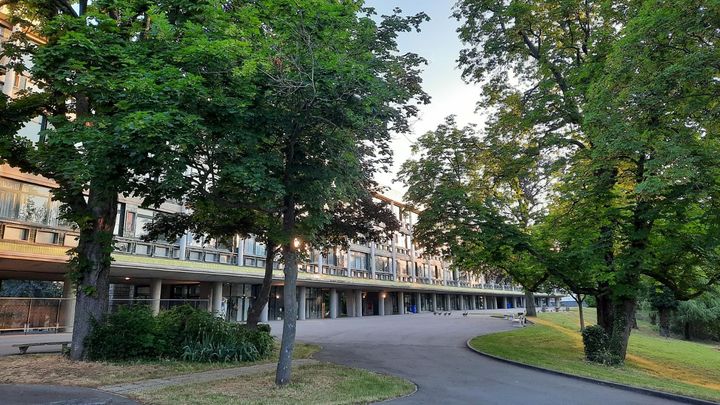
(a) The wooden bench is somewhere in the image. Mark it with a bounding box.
[13,341,71,355]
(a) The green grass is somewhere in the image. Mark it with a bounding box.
[135,363,415,405]
[469,309,720,402]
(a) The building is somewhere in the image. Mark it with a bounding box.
[0,14,561,332]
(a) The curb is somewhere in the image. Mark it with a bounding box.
[465,337,719,405]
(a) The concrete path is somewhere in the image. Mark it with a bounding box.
[100,358,318,394]
[270,311,682,405]
[0,384,137,404]
[0,332,71,356]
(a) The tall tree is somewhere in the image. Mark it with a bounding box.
[0,0,251,359]
[399,116,552,317]
[207,1,428,385]
[454,0,720,362]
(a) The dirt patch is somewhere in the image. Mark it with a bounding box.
[0,354,161,387]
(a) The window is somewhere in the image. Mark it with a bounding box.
[350,252,368,270]
[375,256,390,272]
[134,208,154,238]
[398,260,408,276]
[0,25,11,42]
[0,178,63,227]
[12,73,27,91]
[124,211,136,237]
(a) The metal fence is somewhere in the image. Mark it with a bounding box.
[0,297,210,334]
[0,297,71,333]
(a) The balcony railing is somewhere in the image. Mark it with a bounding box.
[0,220,541,294]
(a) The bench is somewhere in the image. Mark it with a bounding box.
[512,315,526,327]
[13,341,71,355]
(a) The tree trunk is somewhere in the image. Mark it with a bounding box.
[577,299,585,331]
[246,241,276,329]
[275,241,298,385]
[593,293,636,363]
[275,197,298,386]
[658,307,670,337]
[608,299,636,362]
[524,290,537,317]
[683,321,691,340]
[595,292,614,333]
[69,191,118,360]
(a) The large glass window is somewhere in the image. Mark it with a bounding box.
[350,252,368,270]
[375,256,390,272]
[0,178,64,227]
[398,260,408,276]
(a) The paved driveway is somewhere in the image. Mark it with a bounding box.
[270,312,680,405]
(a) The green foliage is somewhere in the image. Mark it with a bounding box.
[430,0,720,363]
[581,325,621,366]
[672,288,720,341]
[86,305,274,362]
[1,0,260,358]
[86,305,160,361]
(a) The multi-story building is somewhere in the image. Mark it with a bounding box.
[0,14,560,331]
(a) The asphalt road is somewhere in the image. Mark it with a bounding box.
[270,312,682,405]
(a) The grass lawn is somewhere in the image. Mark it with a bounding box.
[0,342,320,387]
[134,363,415,405]
[469,309,720,402]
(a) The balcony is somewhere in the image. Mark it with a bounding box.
[0,219,543,295]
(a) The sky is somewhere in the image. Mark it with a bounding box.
[364,0,484,200]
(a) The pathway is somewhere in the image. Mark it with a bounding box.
[270,311,683,405]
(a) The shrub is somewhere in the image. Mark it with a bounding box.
[86,304,275,362]
[581,325,621,366]
[86,305,159,361]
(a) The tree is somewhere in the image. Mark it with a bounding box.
[646,284,678,338]
[0,0,250,359]
[454,0,720,363]
[399,116,553,317]
[193,1,427,386]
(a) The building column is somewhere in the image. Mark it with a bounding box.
[470,295,476,310]
[298,286,307,320]
[415,292,422,312]
[317,253,323,274]
[378,292,385,316]
[370,243,377,280]
[179,231,189,261]
[445,294,451,311]
[398,292,405,315]
[432,293,437,312]
[391,234,398,281]
[260,303,269,322]
[330,289,338,319]
[212,281,223,316]
[355,290,363,317]
[150,279,162,315]
[237,238,245,267]
[61,278,76,332]
[346,250,353,278]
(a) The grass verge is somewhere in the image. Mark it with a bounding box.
[134,363,415,405]
[0,342,320,387]
[469,309,720,402]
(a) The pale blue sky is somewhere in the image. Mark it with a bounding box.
[365,0,484,199]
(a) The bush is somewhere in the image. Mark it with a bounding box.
[581,325,621,366]
[86,305,159,361]
[86,304,275,362]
